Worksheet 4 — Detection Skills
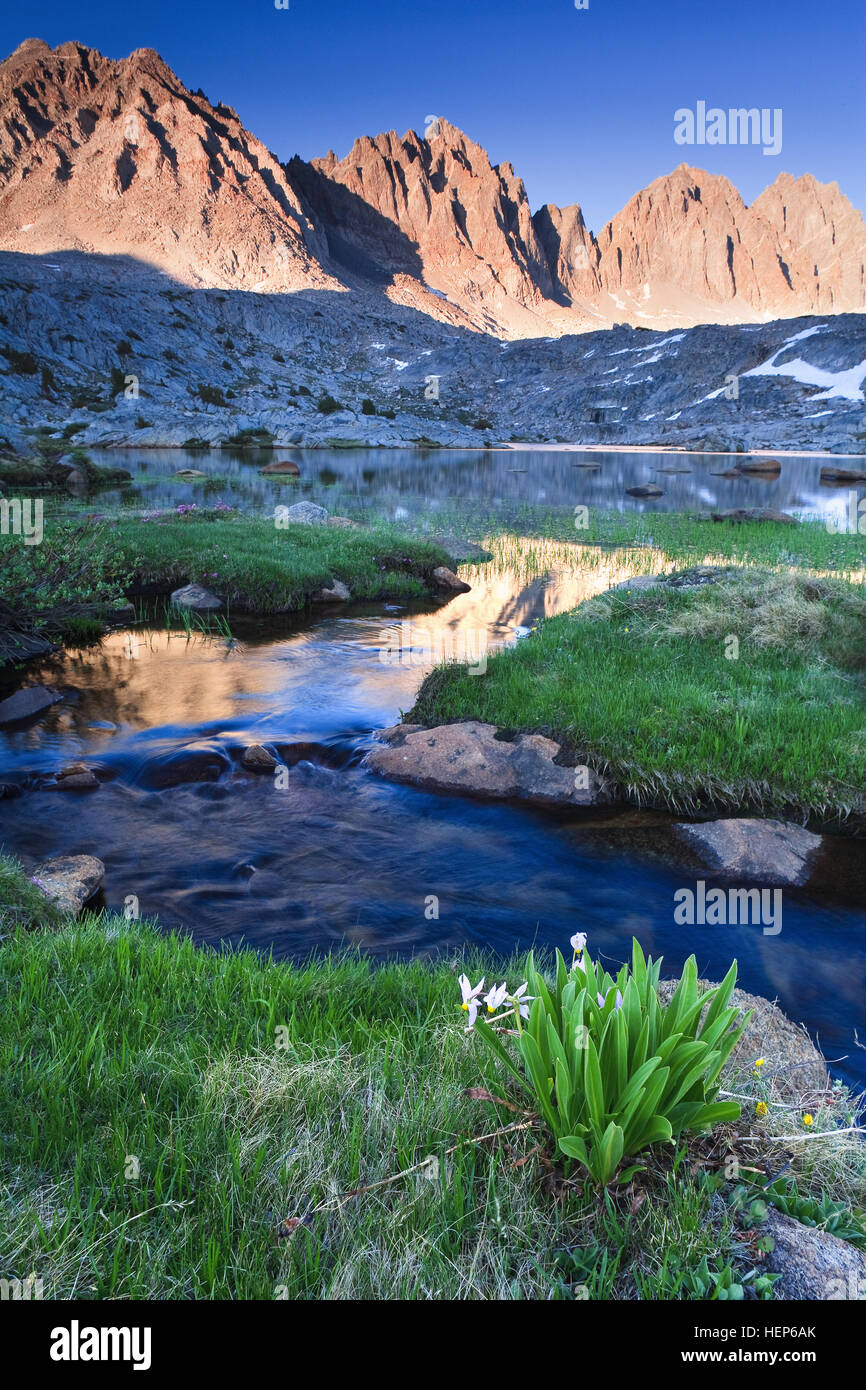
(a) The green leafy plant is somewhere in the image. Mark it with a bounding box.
[755,1175,866,1247]
[678,1255,779,1301]
[468,938,748,1185]
[728,1186,771,1229]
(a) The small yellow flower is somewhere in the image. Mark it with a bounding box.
[756,1101,769,1116]
[803,1113,814,1127]
[754,1058,766,1068]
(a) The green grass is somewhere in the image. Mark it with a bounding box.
[412,568,866,821]
[0,511,453,662]
[1,859,862,1300]
[109,512,451,612]
[360,501,866,581]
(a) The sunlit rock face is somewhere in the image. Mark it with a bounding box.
[2,41,865,337]
[0,38,336,294]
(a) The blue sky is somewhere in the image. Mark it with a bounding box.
[2,0,863,231]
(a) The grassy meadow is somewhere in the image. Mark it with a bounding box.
[1,858,863,1301]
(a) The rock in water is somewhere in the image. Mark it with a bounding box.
[136,748,230,789]
[241,744,279,772]
[50,764,99,790]
[432,566,471,593]
[626,484,663,498]
[30,855,105,915]
[820,465,866,482]
[738,458,781,474]
[0,685,62,726]
[259,459,301,475]
[366,722,606,807]
[672,818,822,887]
[170,584,223,611]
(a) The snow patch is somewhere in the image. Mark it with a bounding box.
[743,337,866,401]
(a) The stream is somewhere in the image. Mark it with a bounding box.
[2,447,865,1086]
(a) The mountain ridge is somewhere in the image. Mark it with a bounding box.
[1,39,865,337]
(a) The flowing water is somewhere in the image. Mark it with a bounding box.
[2,448,865,1085]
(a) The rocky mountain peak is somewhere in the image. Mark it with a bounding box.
[0,39,864,335]
[0,38,336,292]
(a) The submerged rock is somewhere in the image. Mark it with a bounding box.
[137,748,231,789]
[820,465,866,483]
[738,458,782,474]
[0,685,62,726]
[672,818,822,887]
[49,764,99,790]
[170,584,223,611]
[30,854,105,915]
[366,721,606,807]
[259,459,300,475]
[626,484,664,497]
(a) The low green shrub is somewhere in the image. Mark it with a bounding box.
[2,345,38,375]
[196,383,227,407]
[676,1255,778,1301]
[746,1176,866,1247]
